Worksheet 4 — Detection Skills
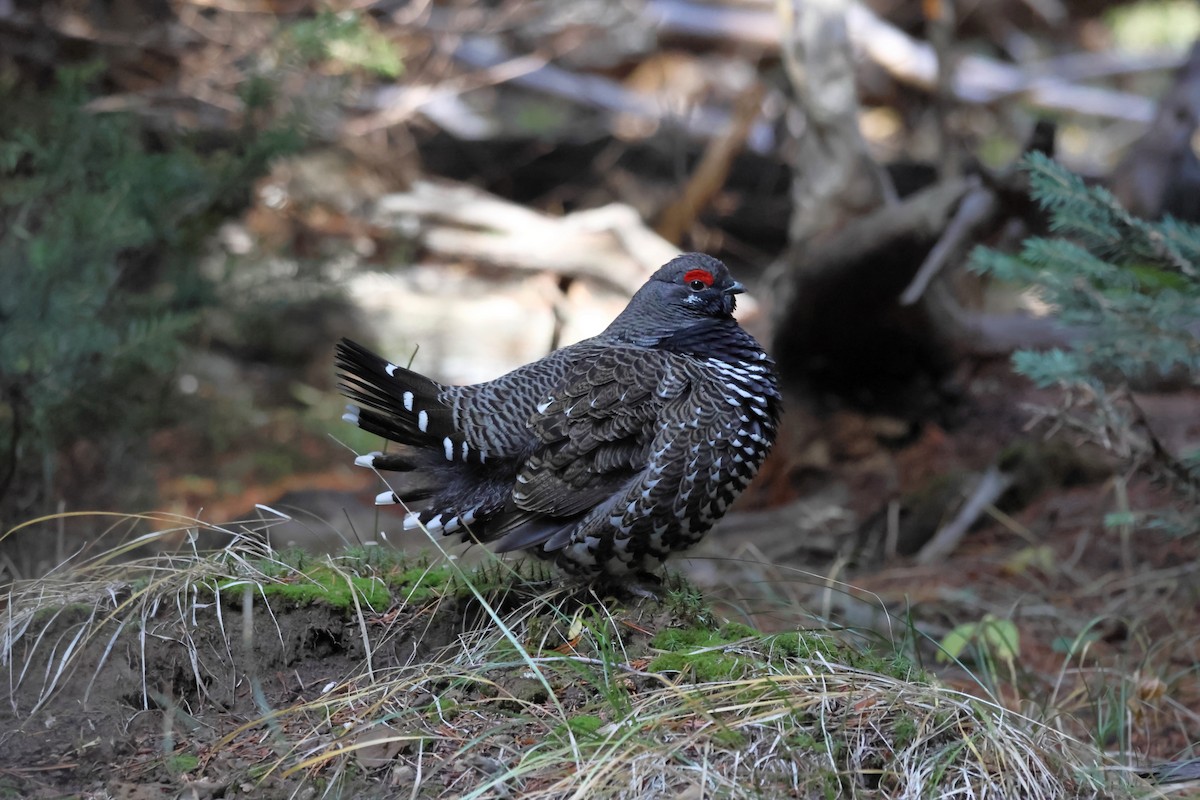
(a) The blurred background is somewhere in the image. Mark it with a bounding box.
[1,0,1199,771]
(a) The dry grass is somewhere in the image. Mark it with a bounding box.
[0,513,1151,798]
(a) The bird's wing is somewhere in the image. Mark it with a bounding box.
[484,347,688,547]
[518,347,687,515]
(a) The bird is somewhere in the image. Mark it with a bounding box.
[336,253,781,583]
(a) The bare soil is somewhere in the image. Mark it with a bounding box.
[2,595,386,797]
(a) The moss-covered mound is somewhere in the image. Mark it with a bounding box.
[0,519,1130,799]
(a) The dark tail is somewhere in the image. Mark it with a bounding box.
[336,338,459,453]
[337,338,504,537]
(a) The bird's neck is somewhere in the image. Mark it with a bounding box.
[648,317,766,363]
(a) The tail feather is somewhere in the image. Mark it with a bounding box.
[492,514,578,553]
[336,338,457,446]
[354,450,418,472]
[337,338,507,538]
[375,486,439,506]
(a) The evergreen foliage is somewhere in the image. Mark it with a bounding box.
[0,67,300,523]
[971,153,1200,498]
[970,152,1200,389]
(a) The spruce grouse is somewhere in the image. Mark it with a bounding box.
[336,253,781,580]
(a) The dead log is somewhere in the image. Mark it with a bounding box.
[646,0,1161,122]
[372,180,679,294]
[777,0,896,246]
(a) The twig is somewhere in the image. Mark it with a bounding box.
[915,467,1013,565]
[899,181,997,305]
[926,0,960,178]
[1122,387,1200,494]
[656,83,766,244]
[923,280,1077,357]
[443,35,778,151]
[1143,757,1200,784]
[350,48,554,138]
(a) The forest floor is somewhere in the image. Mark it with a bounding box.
[158,352,1200,771]
[3,356,1195,799]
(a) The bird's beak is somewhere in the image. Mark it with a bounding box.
[724,281,746,295]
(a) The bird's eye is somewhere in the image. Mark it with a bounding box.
[683,268,714,292]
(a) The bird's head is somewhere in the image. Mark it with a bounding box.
[645,253,744,317]
[603,253,748,345]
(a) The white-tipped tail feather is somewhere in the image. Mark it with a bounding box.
[354,452,381,467]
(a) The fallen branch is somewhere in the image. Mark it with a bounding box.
[431,35,779,151]
[373,181,679,293]
[646,0,1163,122]
[655,83,767,243]
[900,180,997,305]
[915,466,1013,565]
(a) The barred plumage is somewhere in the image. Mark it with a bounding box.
[336,253,781,580]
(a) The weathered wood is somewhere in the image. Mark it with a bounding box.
[777,0,896,247]
[373,181,679,294]
[646,0,1161,122]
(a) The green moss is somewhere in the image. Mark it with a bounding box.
[821,769,845,800]
[165,752,199,775]
[547,714,611,749]
[768,631,919,681]
[647,650,751,681]
[255,548,313,577]
[652,627,706,651]
[246,764,272,780]
[207,552,462,611]
[217,565,389,610]
[340,545,416,571]
[663,582,714,627]
[392,564,453,602]
[877,652,919,681]
[718,622,758,640]
[650,622,817,680]
[569,714,603,735]
[652,627,712,651]
[652,621,760,652]
[0,778,29,799]
[769,632,844,661]
[710,726,748,749]
[553,714,605,742]
[892,715,920,749]
[786,730,819,749]
[424,698,460,721]
[30,602,94,626]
